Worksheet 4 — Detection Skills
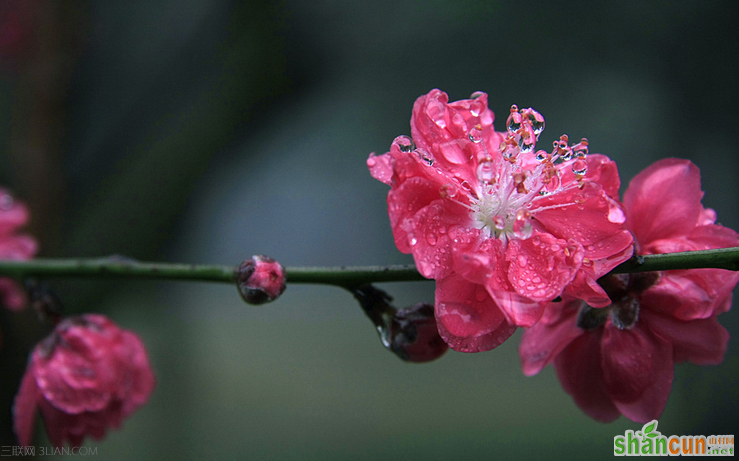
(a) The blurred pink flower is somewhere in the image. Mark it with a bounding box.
[14,314,155,447]
[0,189,38,311]
[368,89,633,352]
[520,158,739,422]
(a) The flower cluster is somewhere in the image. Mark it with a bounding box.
[369,89,739,422]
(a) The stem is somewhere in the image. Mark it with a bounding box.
[0,247,737,288]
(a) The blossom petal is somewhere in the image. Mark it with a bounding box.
[387,176,441,254]
[553,331,621,422]
[640,271,725,320]
[404,199,468,279]
[13,368,39,447]
[533,182,630,250]
[559,154,622,200]
[506,232,581,303]
[642,310,729,365]
[601,322,673,423]
[451,228,503,285]
[623,158,703,244]
[519,299,583,376]
[435,273,516,352]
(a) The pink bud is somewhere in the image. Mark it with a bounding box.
[237,255,286,305]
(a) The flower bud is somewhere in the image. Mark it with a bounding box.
[237,255,286,305]
[13,314,155,448]
[389,303,448,363]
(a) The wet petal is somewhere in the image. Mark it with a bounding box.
[435,273,516,352]
[553,331,621,422]
[642,310,729,365]
[404,199,468,279]
[387,176,443,254]
[520,299,583,376]
[506,232,582,303]
[601,322,673,423]
[623,158,703,244]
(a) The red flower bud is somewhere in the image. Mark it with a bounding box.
[237,255,286,304]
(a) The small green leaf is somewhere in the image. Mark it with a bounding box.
[648,433,657,438]
[645,422,656,433]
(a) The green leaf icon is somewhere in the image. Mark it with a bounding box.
[648,433,657,438]
[644,421,657,434]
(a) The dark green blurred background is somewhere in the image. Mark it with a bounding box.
[0,1,737,459]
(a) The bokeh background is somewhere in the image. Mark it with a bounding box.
[1,1,738,459]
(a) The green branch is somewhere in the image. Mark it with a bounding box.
[0,247,737,288]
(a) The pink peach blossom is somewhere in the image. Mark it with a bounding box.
[369,89,633,352]
[0,189,37,311]
[520,158,739,422]
[14,314,155,447]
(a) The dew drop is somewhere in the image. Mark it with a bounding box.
[410,237,418,246]
[572,158,588,176]
[513,210,533,239]
[426,99,447,128]
[468,125,483,143]
[517,255,528,267]
[440,183,459,198]
[366,157,376,167]
[544,173,561,193]
[469,97,485,117]
[535,150,549,162]
[607,203,626,223]
[506,105,522,133]
[476,160,495,184]
[417,149,435,166]
[520,137,534,154]
[560,147,573,161]
[426,232,437,246]
[392,135,415,153]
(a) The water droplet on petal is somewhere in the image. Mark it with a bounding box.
[410,237,418,246]
[544,172,561,193]
[507,105,522,133]
[469,95,485,117]
[607,202,626,223]
[468,125,483,143]
[392,135,415,153]
[440,183,459,198]
[493,216,506,230]
[426,232,437,246]
[572,158,588,176]
[513,210,533,239]
[476,160,495,184]
[426,99,447,128]
[417,149,435,166]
